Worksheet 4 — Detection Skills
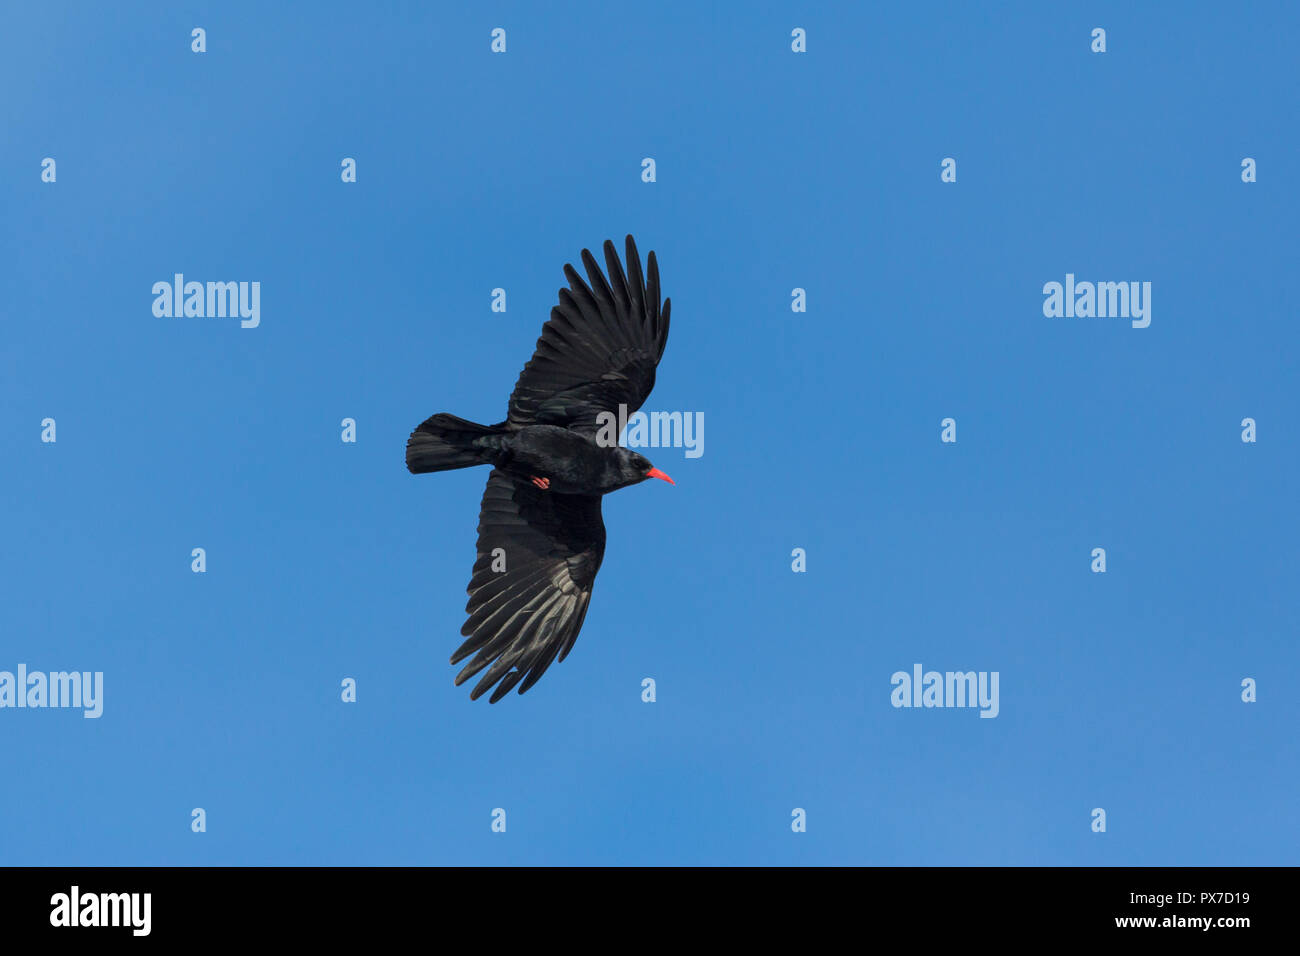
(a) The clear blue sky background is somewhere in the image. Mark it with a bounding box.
[2,2,1296,865]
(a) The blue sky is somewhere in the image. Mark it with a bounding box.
[2,1,1296,865]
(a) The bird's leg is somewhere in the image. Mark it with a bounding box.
[530,476,550,490]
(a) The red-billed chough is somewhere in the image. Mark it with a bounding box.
[406,236,673,702]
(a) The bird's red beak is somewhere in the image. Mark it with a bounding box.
[646,467,675,485]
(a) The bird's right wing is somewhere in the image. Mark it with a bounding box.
[452,469,606,702]
[506,235,671,436]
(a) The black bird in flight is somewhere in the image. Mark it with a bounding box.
[406,236,674,702]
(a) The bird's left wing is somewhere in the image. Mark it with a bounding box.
[452,469,606,702]
[506,235,671,436]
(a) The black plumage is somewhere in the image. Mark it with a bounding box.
[406,236,673,702]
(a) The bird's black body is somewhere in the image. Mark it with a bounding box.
[406,236,672,702]
[501,426,657,495]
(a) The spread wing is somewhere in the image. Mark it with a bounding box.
[506,235,671,436]
[452,469,606,702]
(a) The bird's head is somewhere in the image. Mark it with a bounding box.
[617,449,675,489]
